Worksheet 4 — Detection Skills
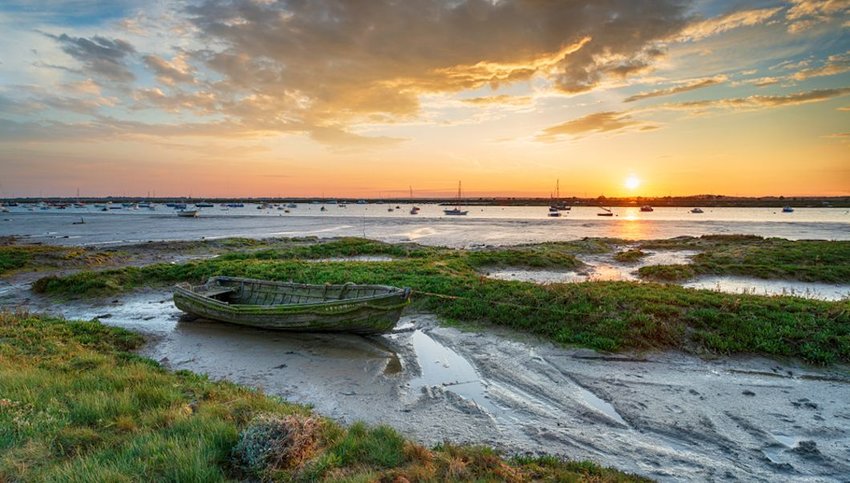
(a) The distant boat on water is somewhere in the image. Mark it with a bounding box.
[549,179,571,211]
[640,205,654,212]
[444,181,469,216]
[177,209,199,218]
[195,202,214,208]
[782,206,794,213]
[548,211,561,217]
[690,207,704,214]
[597,206,614,217]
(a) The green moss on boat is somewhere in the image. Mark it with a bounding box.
[173,276,411,334]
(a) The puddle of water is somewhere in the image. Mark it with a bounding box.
[639,250,699,266]
[408,330,497,413]
[771,434,801,448]
[483,269,585,284]
[482,250,699,285]
[587,264,636,282]
[683,277,850,301]
[573,384,628,426]
[762,446,785,464]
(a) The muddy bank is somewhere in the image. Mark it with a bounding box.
[7,289,849,482]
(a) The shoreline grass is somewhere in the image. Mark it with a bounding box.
[0,311,647,482]
[636,235,850,283]
[27,237,850,364]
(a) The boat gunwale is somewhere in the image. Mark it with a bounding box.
[174,276,410,311]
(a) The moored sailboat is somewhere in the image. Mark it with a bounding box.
[443,181,468,216]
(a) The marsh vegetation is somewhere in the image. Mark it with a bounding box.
[25,236,850,364]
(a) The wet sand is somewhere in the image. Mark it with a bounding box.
[6,288,849,482]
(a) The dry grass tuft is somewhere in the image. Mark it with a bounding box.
[234,414,321,476]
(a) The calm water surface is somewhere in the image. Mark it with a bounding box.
[2,204,848,246]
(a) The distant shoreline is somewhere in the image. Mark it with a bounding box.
[3,195,849,208]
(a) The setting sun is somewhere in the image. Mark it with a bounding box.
[625,175,641,191]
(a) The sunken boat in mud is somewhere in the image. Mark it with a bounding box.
[173,276,411,334]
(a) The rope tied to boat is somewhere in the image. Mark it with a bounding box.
[412,289,554,311]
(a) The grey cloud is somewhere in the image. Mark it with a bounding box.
[47,33,136,82]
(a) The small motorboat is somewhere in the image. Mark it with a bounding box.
[443,208,468,216]
[782,206,794,213]
[690,208,704,214]
[640,205,654,212]
[548,211,561,217]
[173,277,411,334]
[410,206,420,215]
[177,209,199,218]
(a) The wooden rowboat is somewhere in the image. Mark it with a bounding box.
[173,276,411,334]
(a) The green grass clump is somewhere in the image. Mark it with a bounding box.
[637,264,697,281]
[613,249,648,263]
[218,237,442,262]
[0,246,31,274]
[0,244,113,277]
[466,247,582,269]
[690,239,850,283]
[0,311,644,482]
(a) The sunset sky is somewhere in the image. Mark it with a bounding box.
[0,0,848,198]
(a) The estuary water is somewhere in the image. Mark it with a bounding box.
[2,204,848,247]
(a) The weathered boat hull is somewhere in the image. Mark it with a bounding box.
[173,277,410,334]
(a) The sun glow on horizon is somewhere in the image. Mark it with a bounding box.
[625,175,641,191]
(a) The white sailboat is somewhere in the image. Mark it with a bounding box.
[550,179,571,211]
[443,181,468,216]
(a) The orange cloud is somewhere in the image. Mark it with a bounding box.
[624,76,727,102]
[676,7,782,41]
[663,87,850,111]
[537,111,654,141]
